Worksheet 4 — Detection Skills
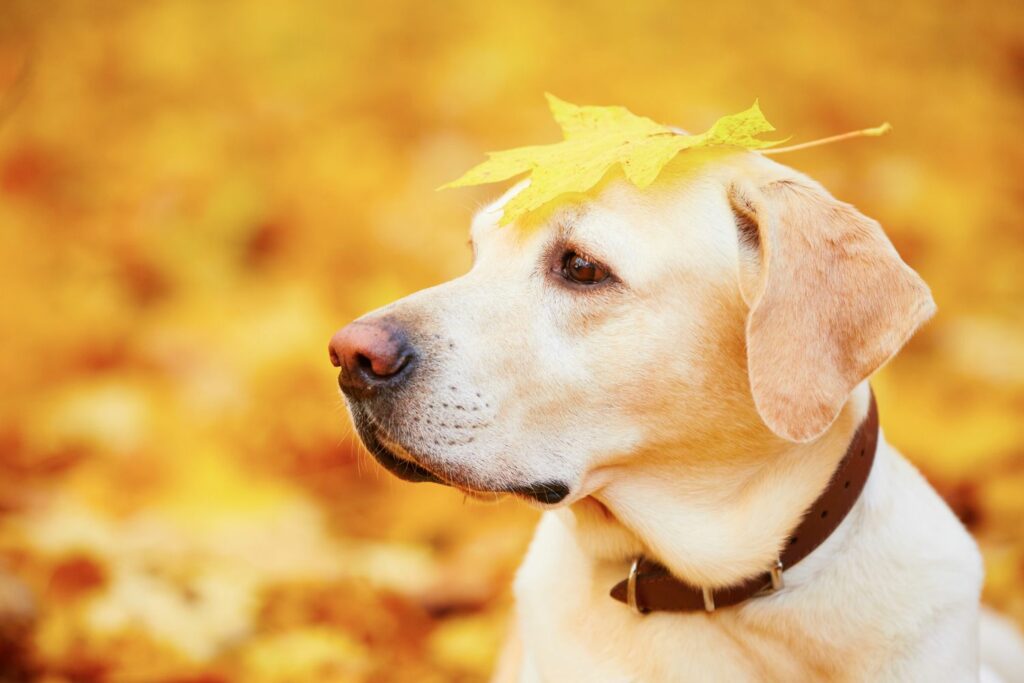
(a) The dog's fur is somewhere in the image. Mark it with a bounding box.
[339,150,1024,681]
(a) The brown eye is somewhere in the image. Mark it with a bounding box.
[561,251,609,285]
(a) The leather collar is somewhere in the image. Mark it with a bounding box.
[610,389,879,613]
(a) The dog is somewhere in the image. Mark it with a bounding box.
[329,150,1024,682]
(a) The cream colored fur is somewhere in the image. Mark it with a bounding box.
[343,151,1024,682]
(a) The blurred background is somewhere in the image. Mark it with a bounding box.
[0,0,1021,680]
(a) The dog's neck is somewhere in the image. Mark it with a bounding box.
[563,383,872,590]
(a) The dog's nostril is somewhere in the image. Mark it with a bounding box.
[328,345,341,368]
[357,349,411,379]
[355,352,374,373]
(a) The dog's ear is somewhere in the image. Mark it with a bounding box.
[728,176,935,442]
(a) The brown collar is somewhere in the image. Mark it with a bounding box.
[610,389,879,614]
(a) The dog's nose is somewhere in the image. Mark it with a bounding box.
[329,320,416,394]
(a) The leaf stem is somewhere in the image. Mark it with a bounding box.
[760,122,892,155]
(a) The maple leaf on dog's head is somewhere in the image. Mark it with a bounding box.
[440,95,787,225]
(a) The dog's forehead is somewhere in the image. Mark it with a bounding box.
[468,173,737,282]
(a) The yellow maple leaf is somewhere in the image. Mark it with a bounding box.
[440,94,787,225]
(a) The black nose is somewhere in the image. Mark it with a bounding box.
[328,320,416,396]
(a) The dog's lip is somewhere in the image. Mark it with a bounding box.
[352,412,575,505]
[504,482,571,505]
[359,421,443,484]
[372,433,574,504]
[376,436,571,505]
[372,431,501,496]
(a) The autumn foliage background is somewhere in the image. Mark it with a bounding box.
[0,1,1022,681]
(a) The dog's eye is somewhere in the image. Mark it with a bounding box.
[561,251,609,285]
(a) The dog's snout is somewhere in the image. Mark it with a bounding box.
[329,320,416,394]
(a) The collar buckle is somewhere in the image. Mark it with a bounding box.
[769,558,785,591]
[755,558,786,598]
[627,556,648,615]
[701,586,715,612]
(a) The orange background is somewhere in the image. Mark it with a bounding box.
[0,1,1021,681]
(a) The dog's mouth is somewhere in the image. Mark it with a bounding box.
[355,416,443,484]
[350,410,571,504]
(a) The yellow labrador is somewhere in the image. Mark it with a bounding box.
[329,151,1024,682]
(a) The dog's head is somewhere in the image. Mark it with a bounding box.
[329,153,933,507]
